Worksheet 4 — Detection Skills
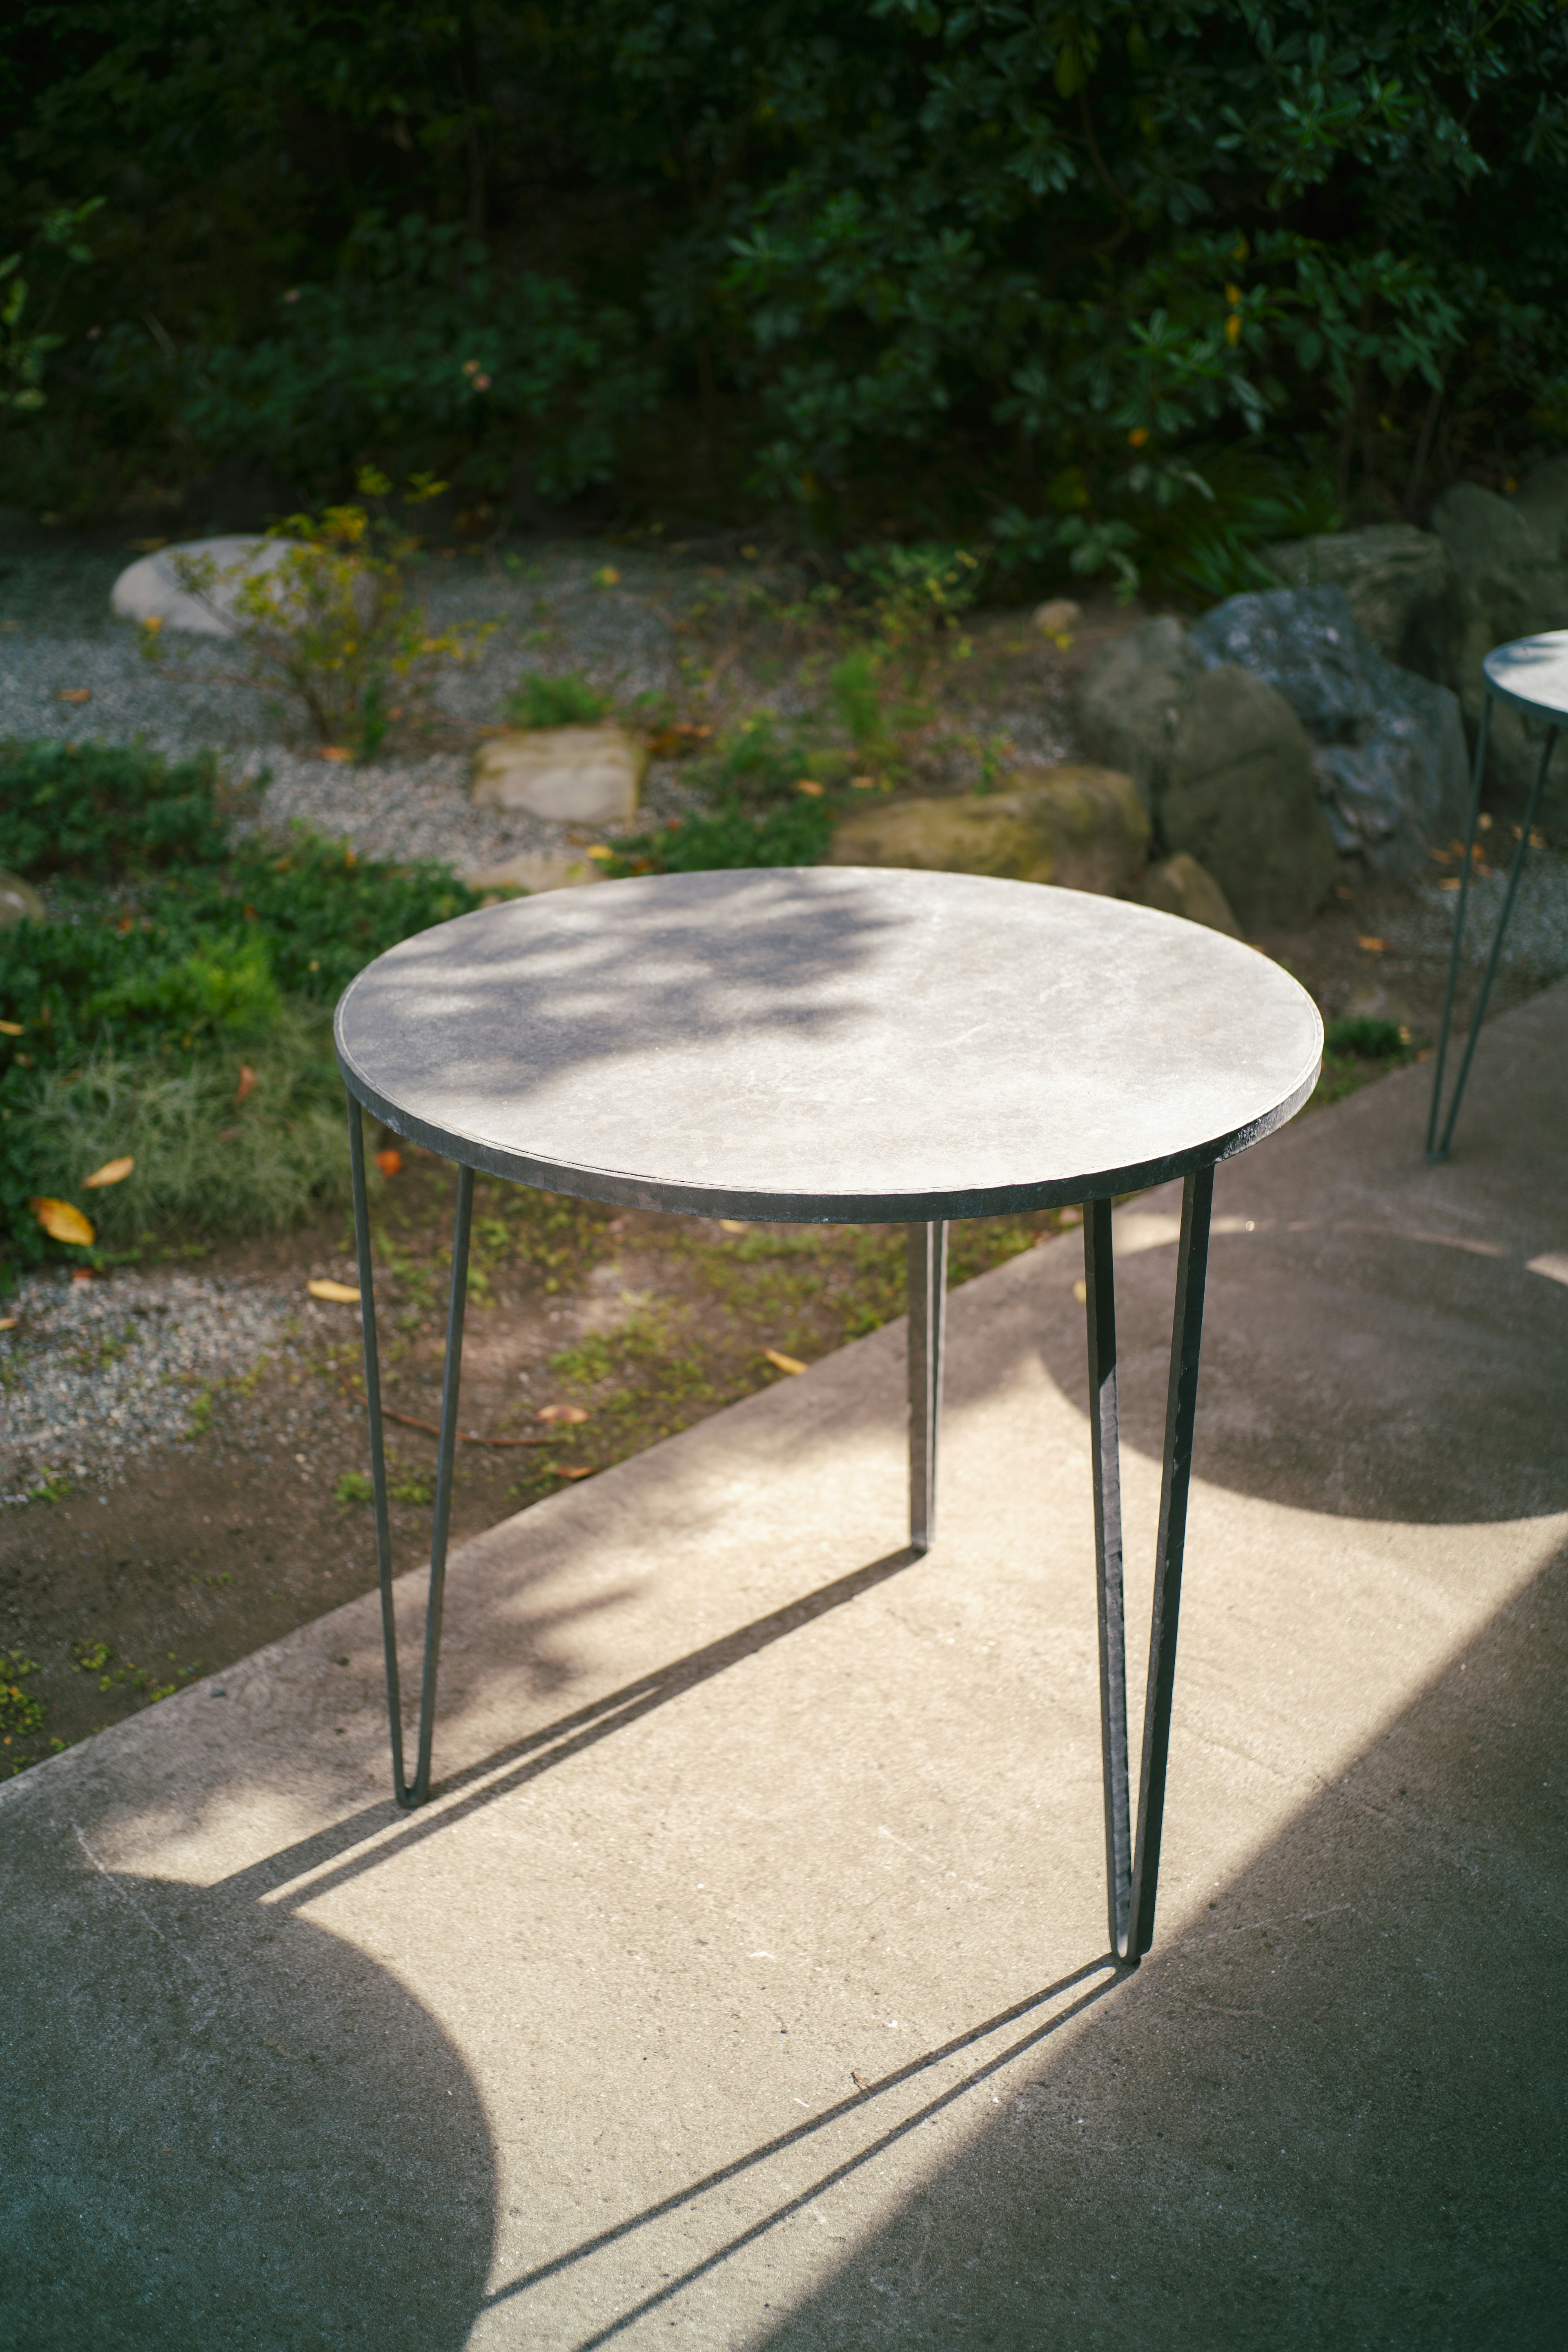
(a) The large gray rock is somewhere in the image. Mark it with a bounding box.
[1162,666,1336,930]
[1129,851,1241,938]
[470,726,646,826]
[1423,478,1568,811]
[1261,525,1452,662]
[1189,587,1469,873]
[1071,617,1196,809]
[109,535,305,635]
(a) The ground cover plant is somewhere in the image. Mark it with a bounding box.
[0,739,479,1269]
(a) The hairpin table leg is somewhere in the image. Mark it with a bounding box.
[349,1097,474,1810]
[907,1221,948,1555]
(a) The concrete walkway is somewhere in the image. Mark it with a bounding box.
[6,987,1566,2352]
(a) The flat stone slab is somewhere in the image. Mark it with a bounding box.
[470,725,646,825]
[109,535,305,636]
[460,849,606,895]
[3,982,1565,2348]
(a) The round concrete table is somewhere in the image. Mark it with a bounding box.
[337,867,1321,1964]
[1428,630,1568,1160]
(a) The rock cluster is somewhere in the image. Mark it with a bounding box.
[828,764,1149,897]
[1076,583,1472,918]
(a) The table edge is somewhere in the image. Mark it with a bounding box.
[334,1037,1324,1223]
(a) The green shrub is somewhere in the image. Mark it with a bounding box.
[0,741,230,876]
[506,671,606,728]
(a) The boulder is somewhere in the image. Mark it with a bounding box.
[1130,852,1241,938]
[1423,479,1568,812]
[109,535,305,636]
[828,764,1150,895]
[1261,524,1452,662]
[0,868,45,927]
[1189,586,1469,873]
[470,726,646,826]
[1071,617,1197,809]
[1162,665,1336,929]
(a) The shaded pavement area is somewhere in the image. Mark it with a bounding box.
[4,984,1566,2350]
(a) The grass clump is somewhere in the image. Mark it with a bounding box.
[0,742,479,1267]
[505,671,606,728]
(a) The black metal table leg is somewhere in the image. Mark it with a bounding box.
[1428,708,1559,1162]
[349,1100,475,1810]
[1082,1198,1131,1959]
[1081,1167,1214,1964]
[907,1221,947,1554]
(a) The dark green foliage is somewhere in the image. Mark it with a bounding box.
[3,2,1566,569]
[608,795,833,876]
[0,742,229,877]
[506,671,606,728]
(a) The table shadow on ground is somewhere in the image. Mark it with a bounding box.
[1024,1221,1568,1524]
[0,1837,495,2352]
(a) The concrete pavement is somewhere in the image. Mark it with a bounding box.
[4,984,1566,2350]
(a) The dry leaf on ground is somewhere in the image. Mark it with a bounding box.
[375,1148,403,1177]
[235,1064,257,1105]
[318,746,352,762]
[30,1197,94,1245]
[0,1019,23,1036]
[719,1219,748,1234]
[1358,936,1388,953]
[83,1156,135,1188]
[307,1278,361,1303]
[57,688,92,704]
[556,1465,595,1480]
[0,1316,18,1330]
[537,1403,590,1425]
[764,1347,808,1375]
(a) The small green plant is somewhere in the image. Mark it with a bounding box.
[389,1463,435,1505]
[1324,1016,1410,1058]
[336,1468,375,1503]
[505,671,605,728]
[71,1641,111,1673]
[166,469,494,746]
[607,794,833,877]
[828,649,890,763]
[1,1652,45,1751]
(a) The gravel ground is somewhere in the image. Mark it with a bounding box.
[0,535,721,873]
[0,1269,303,1501]
[1376,849,1568,982]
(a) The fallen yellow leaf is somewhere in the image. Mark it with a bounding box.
[30,1197,94,1245]
[0,1019,22,1036]
[1358,935,1388,953]
[719,1218,748,1234]
[1072,1278,1088,1304]
[794,778,824,796]
[0,1316,17,1331]
[83,1156,134,1188]
[850,774,878,789]
[57,687,93,704]
[235,1064,257,1105]
[764,1347,807,1375]
[307,1278,361,1303]
[557,1464,595,1479]
[318,745,352,762]
[537,1402,590,1424]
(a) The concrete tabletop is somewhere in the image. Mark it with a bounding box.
[1483,628,1568,724]
[335,868,1322,1221]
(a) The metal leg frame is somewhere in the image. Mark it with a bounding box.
[1427,704,1559,1162]
[1083,1168,1214,1965]
[350,1100,474,1810]
[907,1221,947,1555]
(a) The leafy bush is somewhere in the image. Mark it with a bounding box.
[0,741,229,875]
[176,214,660,500]
[1324,1016,1410,1060]
[160,472,493,750]
[506,671,606,728]
[0,746,479,1264]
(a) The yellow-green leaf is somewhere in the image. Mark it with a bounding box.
[30,1197,95,1245]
